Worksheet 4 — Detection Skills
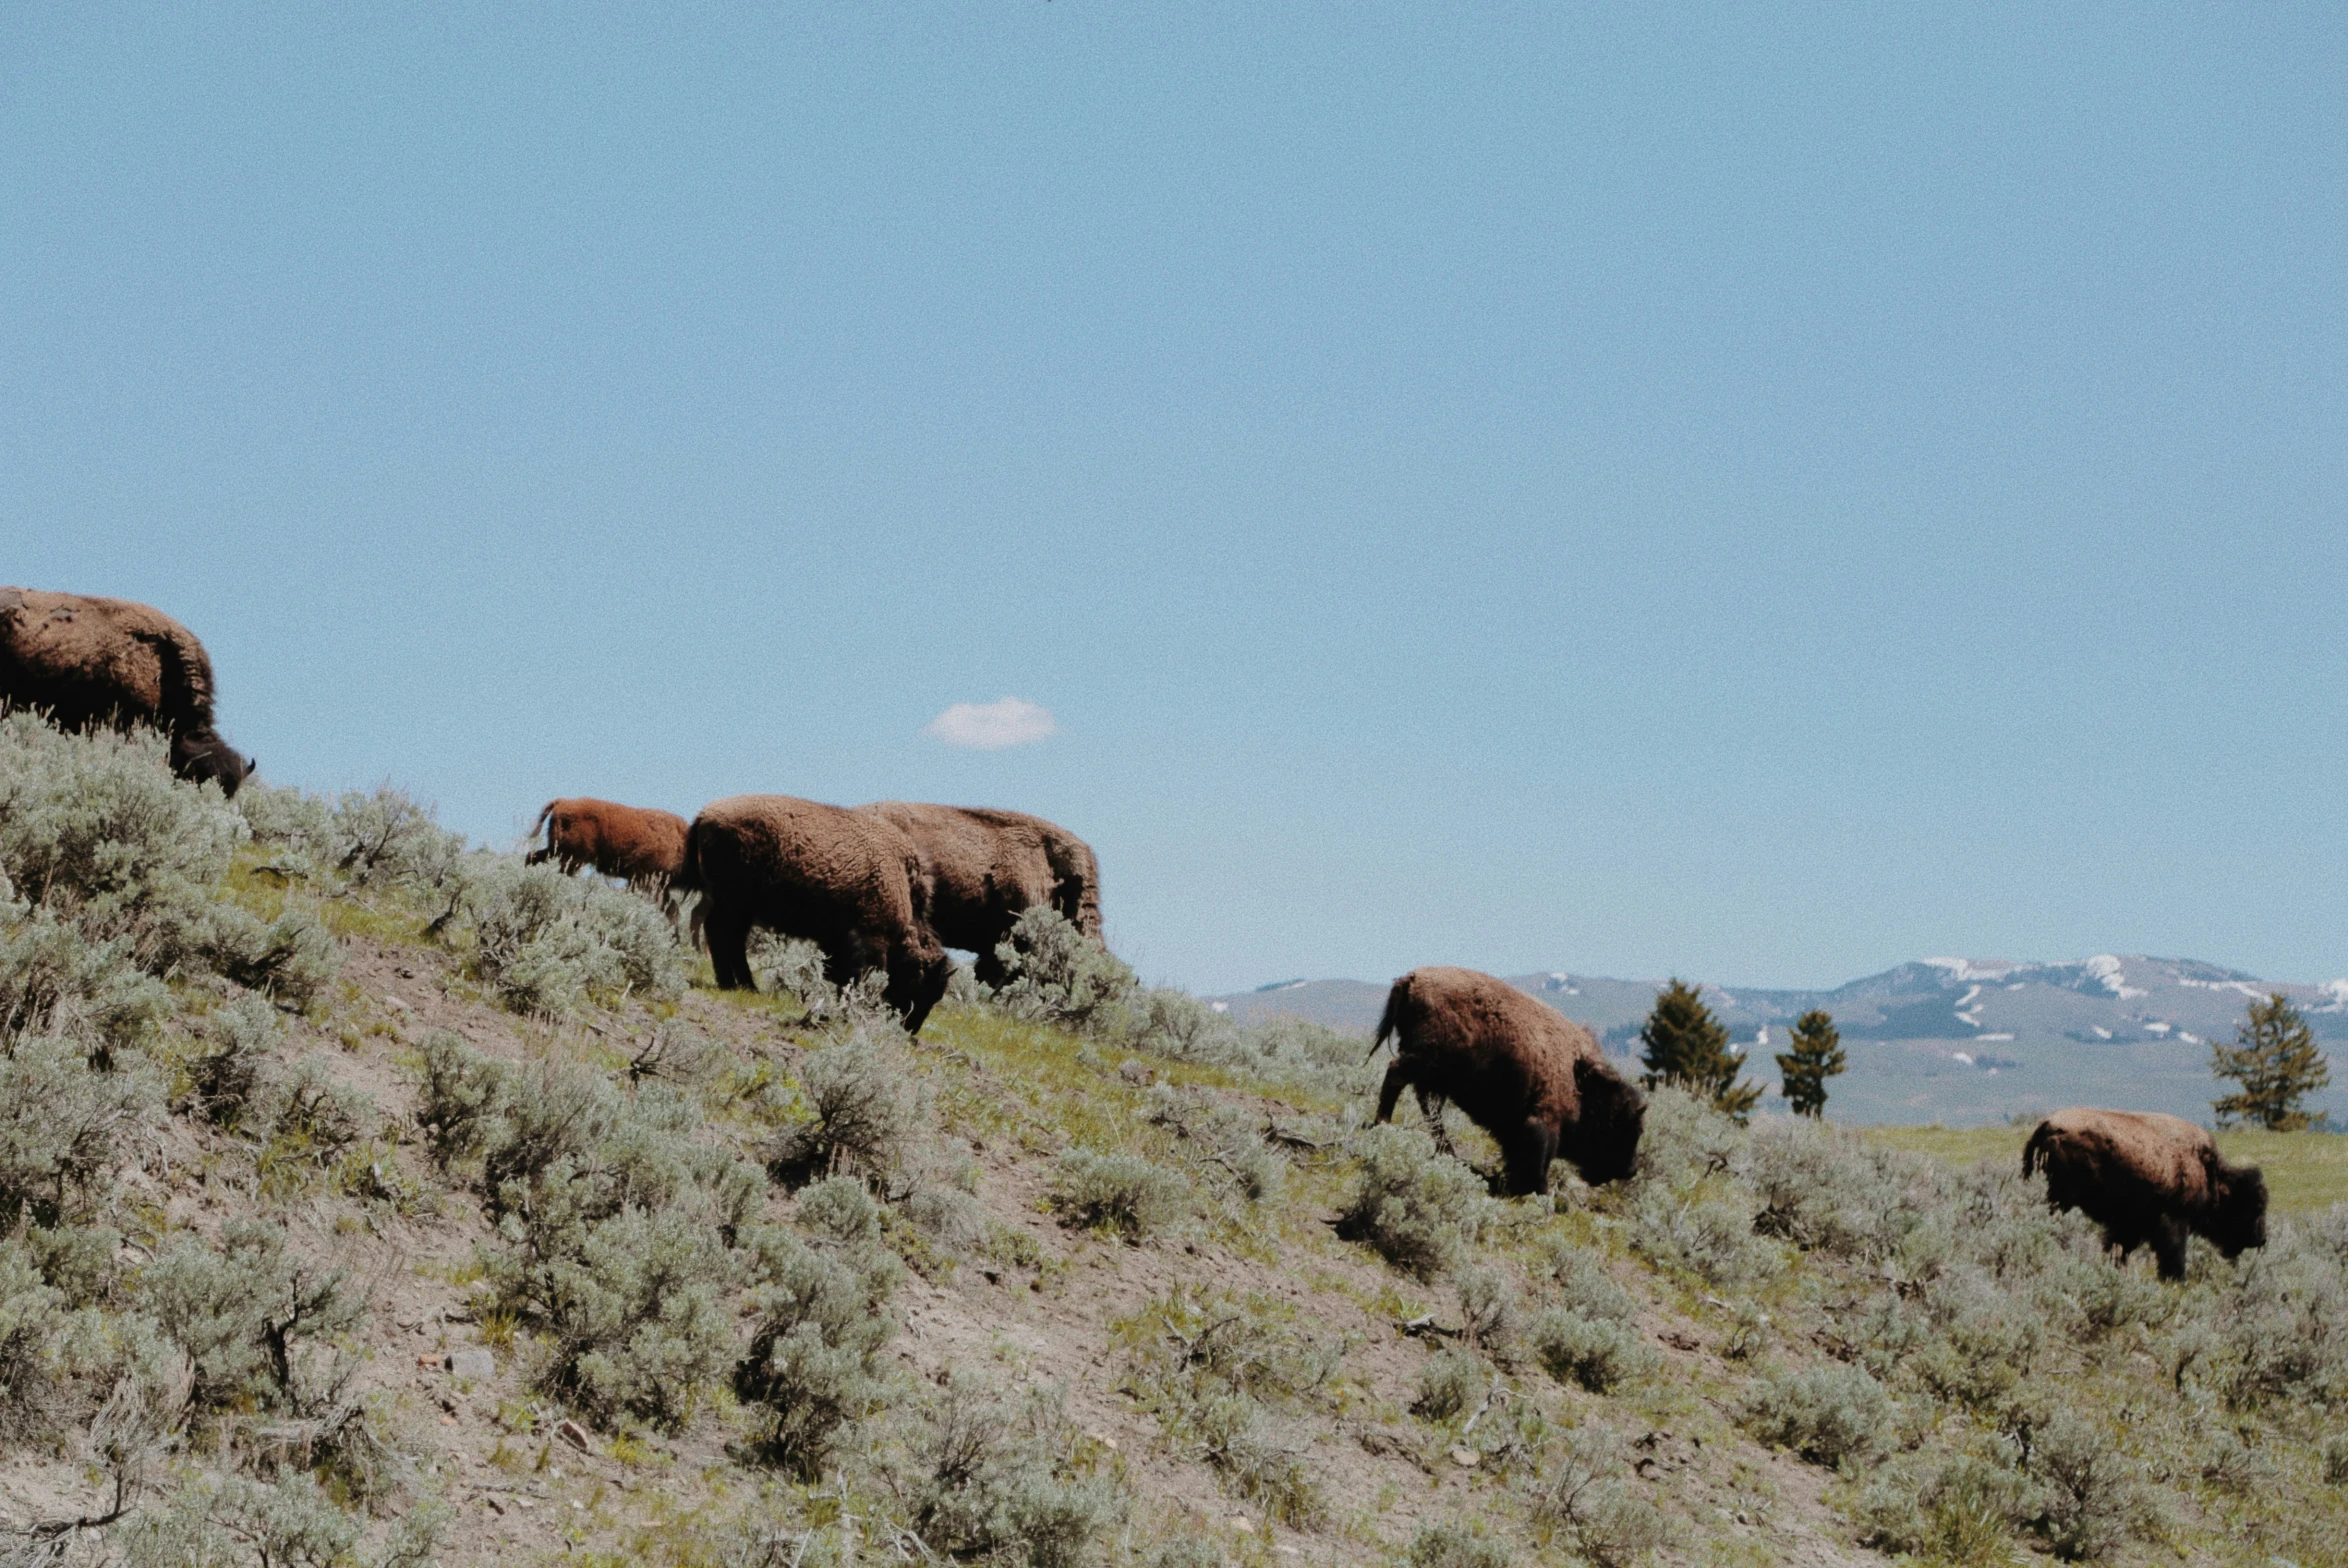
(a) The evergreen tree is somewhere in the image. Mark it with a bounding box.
[1639,978,1761,1122]
[2212,992,2331,1132]
[1774,1009,1846,1119]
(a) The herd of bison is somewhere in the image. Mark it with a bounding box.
[0,586,2277,1281]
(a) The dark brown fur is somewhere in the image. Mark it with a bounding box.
[680,794,952,1033]
[1371,966,1646,1195]
[2023,1107,2268,1279]
[861,802,1103,985]
[0,587,253,795]
[526,797,690,917]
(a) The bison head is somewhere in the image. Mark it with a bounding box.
[2208,1161,2269,1259]
[1570,1059,1647,1186]
[172,732,254,799]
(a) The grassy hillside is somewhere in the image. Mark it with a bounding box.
[4,714,2347,1568]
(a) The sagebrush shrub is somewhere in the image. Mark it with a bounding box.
[1525,1422,1668,1568]
[1048,1149,1188,1241]
[1453,1262,1521,1356]
[117,1470,362,1568]
[1408,1522,1512,1568]
[1528,1309,1656,1394]
[198,903,339,1007]
[1739,1362,1894,1467]
[0,901,170,1057]
[990,909,1137,1034]
[1146,1086,1285,1205]
[454,856,686,1015]
[797,1175,883,1245]
[768,1026,924,1187]
[1412,1346,1485,1421]
[183,993,282,1127]
[540,1204,735,1430]
[1337,1124,1491,1279]
[900,1374,1124,1568]
[1858,1446,2033,1566]
[327,786,464,889]
[2028,1408,2157,1561]
[138,1220,361,1413]
[734,1225,901,1475]
[0,1033,162,1228]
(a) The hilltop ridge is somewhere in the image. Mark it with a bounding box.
[1210,956,2348,1128]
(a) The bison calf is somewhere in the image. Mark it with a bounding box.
[681,794,953,1033]
[527,797,690,918]
[2023,1107,2267,1280]
[1371,966,1645,1196]
[0,587,254,796]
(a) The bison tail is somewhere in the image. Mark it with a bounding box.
[1368,973,1410,1063]
[530,800,558,849]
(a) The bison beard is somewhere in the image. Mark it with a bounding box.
[2023,1107,2268,1280]
[680,795,953,1034]
[1371,966,1645,1196]
[859,802,1103,985]
[0,587,255,796]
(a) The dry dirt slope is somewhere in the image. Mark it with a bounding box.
[3,756,2346,1568]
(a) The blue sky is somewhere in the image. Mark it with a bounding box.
[6,6,2344,994]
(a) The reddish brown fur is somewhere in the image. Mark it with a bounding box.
[680,794,952,1033]
[1372,966,1645,1194]
[527,798,690,911]
[861,802,1104,984]
[2023,1107,2268,1279]
[0,587,253,795]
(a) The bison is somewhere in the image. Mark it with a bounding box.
[680,794,953,1033]
[2023,1107,2267,1279]
[860,802,1103,985]
[527,797,690,917]
[1370,966,1646,1195]
[0,587,254,795]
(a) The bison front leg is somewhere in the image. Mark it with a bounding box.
[2152,1216,2191,1281]
[1502,1121,1559,1198]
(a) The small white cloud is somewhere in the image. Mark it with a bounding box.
[925,696,1058,750]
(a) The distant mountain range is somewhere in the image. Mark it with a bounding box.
[1205,956,2348,1128]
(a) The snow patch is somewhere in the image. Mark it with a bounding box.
[1977,1033,2014,1042]
[2178,977,2266,999]
[1951,1052,1973,1065]
[2317,979,2348,1012]
[2083,955,2146,1000]
[2092,1027,2112,1040]
[2143,1020,2172,1036]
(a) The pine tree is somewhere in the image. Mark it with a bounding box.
[1774,1009,1846,1119]
[1639,978,1761,1122]
[2211,992,2331,1132]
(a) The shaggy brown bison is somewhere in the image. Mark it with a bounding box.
[527,797,690,914]
[1370,966,1646,1195]
[681,794,953,1033]
[2023,1107,2267,1279]
[860,802,1103,984]
[0,587,253,795]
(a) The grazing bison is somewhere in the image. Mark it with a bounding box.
[527,797,690,915]
[2023,1107,2267,1279]
[1370,966,1646,1195]
[680,794,953,1033]
[0,587,254,795]
[860,802,1103,985]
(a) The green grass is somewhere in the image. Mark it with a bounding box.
[1857,1121,2348,1214]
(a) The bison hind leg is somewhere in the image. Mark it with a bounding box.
[2152,1216,2191,1281]
[702,905,755,991]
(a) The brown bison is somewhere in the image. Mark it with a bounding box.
[1370,966,1646,1195]
[2023,1107,2267,1279]
[527,797,690,915]
[680,794,953,1033]
[860,802,1103,984]
[0,587,254,795]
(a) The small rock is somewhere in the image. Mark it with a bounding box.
[570,1500,584,1512]
[981,1267,1003,1285]
[415,1355,440,1369]
[484,1497,505,1516]
[514,1497,536,1511]
[447,1349,495,1380]
[1228,1517,1253,1533]
[555,1419,592,1453]
[1450,1447,1481,1468]
[384,995,410,1011]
